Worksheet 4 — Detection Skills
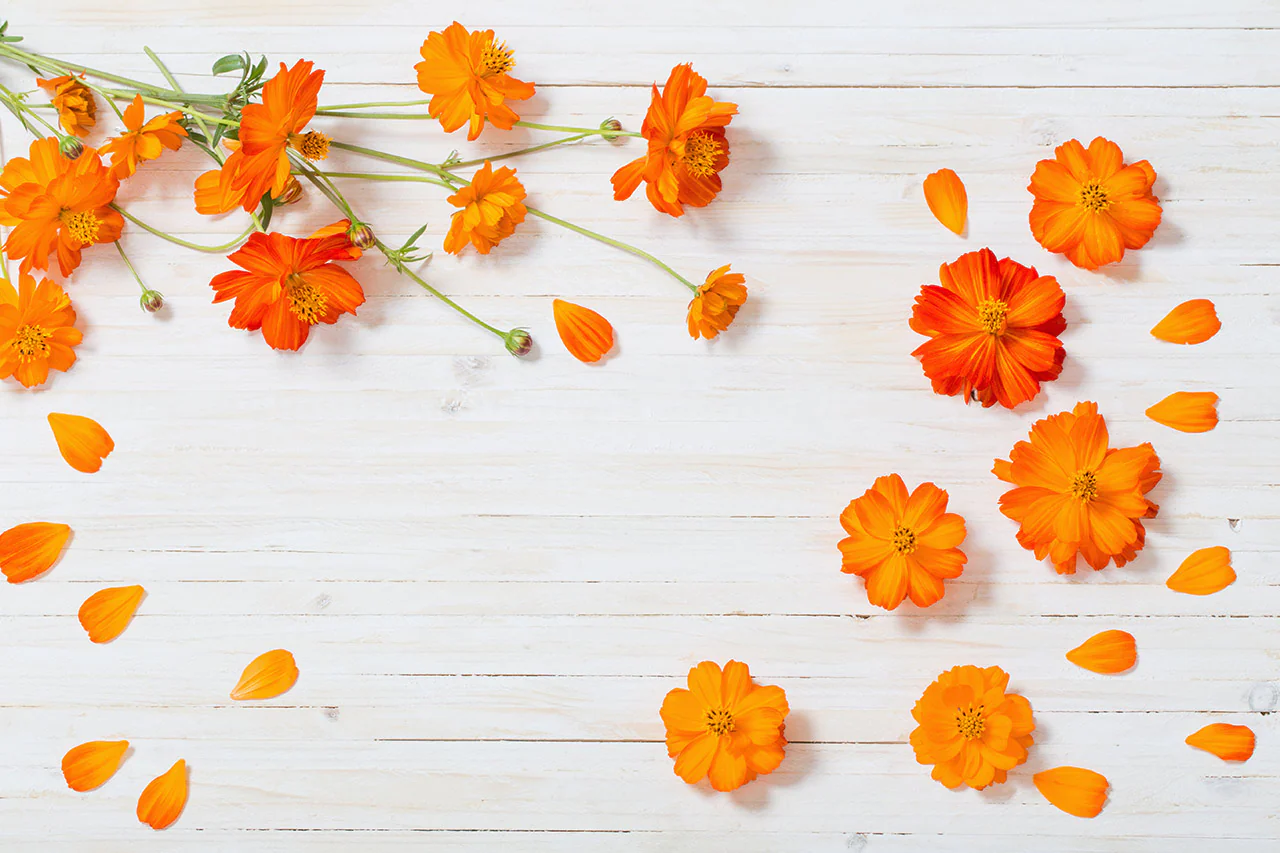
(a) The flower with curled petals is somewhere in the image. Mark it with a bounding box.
[415,22,536,141]
[100,94,187,179]
[687,265,747,340]
[442,161,527,255]
[37,75,96,138]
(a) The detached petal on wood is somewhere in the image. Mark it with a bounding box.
[1145,392,1218,433]
[48,412,115,473]
[78,585,145,643]
[1186,723,1255,761]
[137,760,188,830]
[231,649,299,700]
[1166,546,1235,595]
[923,168,968,234]
[1151,299,1220,344]
[1034,766,1110,818]
[0,521,72,583]
[62,740,129,792]
[1066,630,1136,674]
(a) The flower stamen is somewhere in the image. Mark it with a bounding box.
[285,274,327,325]
[11,324,53,361]
[704,707,736,737]
[956,705,986,740]
[977,299,1009,336]
[59,209,102,246]
[1070,470,1098,502]
[289,130,331,162]
[891,525,918,555]
[480,41,515,76]
[1079,180,1111,213]
[681,131,722,178]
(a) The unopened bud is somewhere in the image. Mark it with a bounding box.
[347,222,376,250]
[139,289,164,313]
[59,136,84,160]
[599,117,624,142]
[504,328,533,357]
[277,177,303,205]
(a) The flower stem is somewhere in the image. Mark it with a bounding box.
[523,207,698,292]
[318,171,457,191]
[515,119,641,138]
[317,98,433,111]
[377,241,505,338]
[113,239,149,295]
[111,204,254,252]
[449,133,593,169]
[0,43,224,106]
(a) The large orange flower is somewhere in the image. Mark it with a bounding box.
[231,60,327,212]
[100,94,187,179]
[0,273,82,388]
[1028,137,1162,270]
[910,665,1035,790]
[443,161,527,255]
[612,64,737,218]
[0,138,122,276]
[660,660,788,792]
[209,231,364,351]
[37,75,96,138]
[414,22,536,141]
[910,248,1066,409]
[993,402,1162,575]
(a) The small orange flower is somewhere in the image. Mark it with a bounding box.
[1028,137,1161,270]
[994,402,1162,574]
[62,740,129,792]
[660,660,788,792]
[37,75,97,138]
[923,168,967,234]
[909,665,1034,790]
[78,585,145,643]
[48,412,114,473]
[612,64,737,218]
[910,248,1067,409]
[0,137,123,276]
[1033,766,1109,817]
[442,161,527,255]
[100,94,187,179]
[308,219,364,259]
[209,231,365,351]
[231,649,299,700]
[0,273,82,388]
[1066,630,1136,674]
[194,141,249,215]
[137,759,188,830]
[1145,391,1219,433]
[415,22,536,141]
[231,60,326,211]
[552,299,614,363]
[0,521,72,583]
[687,265,747,340]
[838,474,967,610]
[1186,723,1255,762]
[1151,299,1220,345]
[1166,546,1235,595]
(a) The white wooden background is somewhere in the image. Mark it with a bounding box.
[1,1,1277,849]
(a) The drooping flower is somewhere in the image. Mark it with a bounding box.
[48,413,114,474]
[1151,299,1220,345]
[552,299,614,363]
[660,660,788,792]
[612,64,737,218]
[687,265,747,340]
[993,402,1161,574]
[909,664,1034,790]
[1028,137,1162,270]
[1166,546,1235,595]
[37,75,97,138]
[0,273,82,388]
[923,168,967,234]
[442,161,527,255]
[194,141,249,215]
[414,22,536,141]
[1186,723,1255,762]
[910,248,1067,409]
[231,649,299,700]
[209,231,365,351]
[308,218,366,259]
[100,94,187,179]
[62,740,129,792]
[1145,391,1219,433]
[0,137,123,276]
[0,521,72,583]
[838,474,967,610]
[231,60,327,211]
[78,585,145,643]
[1033,766,1110,817]
[1065,630,1136,674]
[137,760,188,830]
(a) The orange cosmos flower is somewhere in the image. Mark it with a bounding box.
[1145,391,1219,433]
[78,585,145,643]
[100,94,187,179]
[137,760,188,830]
[37,75,97,138]
[1151,299,1220,344]
[660,660,788,792]
[838,474,967,611]
[910,248,1066,409]
[194,141,249,215]
[1033,766,1109,818]
[0,521,72,583]
[48,412,114,474]
[1186,723,1255,762]
[62,740,129,792]
[923,168,967,235]
[1166,546,1235,595]
[0,137,123,276]
[415,22,536,141]
[993,402,1162,575]
[909,664,1034,790]
[0,273,82,388]
[552,299,614,363]
[687,265,747,340]
[231,649,299,700]
[231,59,327,211]
[612,64,737,218]
[1028,137,1162,270]
[209,231,365,351]
[1065,630,1136,674]
[443,161,527,255]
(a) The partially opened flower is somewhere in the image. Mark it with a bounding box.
[1145,391,1219,433]
[660,660,788,792]
[552,299,614,363]
[838,474,967,610]
[194,141,249,215]
[231,649,299,700]
[414,22,535,141]
[0,273,82,388]
[232,59,327,211]
[687,265,747,340]
[137,760,188,830]
[37,75,97,138]
[1186,723,1255,761]
[1151,299,1220,344]
[0,521,72,583]
[1033,766,1109,817]
[78,585,145,643]
[48,412,114,473]
[1066,630,1136,674]
[923,168,967,234]
[442,161,527,255]
[309,219,366,259]
[1166,546,1234,595]
[612,64,737,218]
[62,740,129,792]
[100,94,187,179]
[909,664,1034,790]
[910,248,1066,409]
[1028,136,1161,270]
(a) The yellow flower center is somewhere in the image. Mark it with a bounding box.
[977,299,1009,335]
[10,324,53,360]
[955,706,986,740]
[891,525,917,555]
[290,130,331,161]
[704,707,736,737]
[285,274,327,325]
[681,131,722,178]
[59,209,101,246]
[480,41,515,76]
[1070,470,1098,502]
[1079,180,1111,213]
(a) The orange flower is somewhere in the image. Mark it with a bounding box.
[443,161,527,255]
[687,265,747,340]
[78,585,145,643]
[552,299,614,363]
[1166,546,1235,595]
[62,740,129,792]
[1033,766,1109,817]
[994,402,1161,574]
[100,94,187,179]
[194,141,249,215]
[1151,299,1220,345]
[838,474,967,610]
[137,760,188,830]
[231,649,299,700]
[923,168,967,235]
[1065,630,1136,674]
[414,22,535,141]
[909,665,1034,790]
[48,412,114,473]
[231,59,326,211]
[1145,391,1218,433]
[0,137,123,276]
[660,660,788,792]
[910,248,1067,409]
[209,231,365,351]
[1028,137,1161,270]
[612,64,737,218]
[0,521,71,583]
[37,75,97,138]
[0,273,82,388]
[1186,723,1255,762]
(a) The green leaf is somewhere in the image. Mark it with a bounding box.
[258,196,274,231]
[402,223,428,251]
[211,54,246,76]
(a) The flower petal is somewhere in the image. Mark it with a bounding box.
[1165,546,1235,596]
[1066,630,1136,674]
[1034,766,1110,818]
[48,412,114,473]
[1151,299,1220,345]
[923,168,967,235]
[0,521,72,583]
[231,649,299,700]
[78,585,145,643]
[1145,392,1218,433]
[62,740,128,792]
[137,760,188,830]
[1185,723,1255,762]
[552,299,614,363]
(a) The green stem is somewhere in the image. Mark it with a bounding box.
[145,46,213,141]
[515,119,641,138]
[113,240,147,293]
[111,204,254,252]
[319,171,456,191]
[317,98,433,111]
[0,43,224,105]
[313,110,434,120]
[378,241,504,338]
[330,140,454,178]
[450,133,592,169]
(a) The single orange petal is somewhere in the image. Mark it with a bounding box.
[1145,392,1218,433]
[552,299,615,363]
[78,585,145,643]
[62,740,129,792]
[1034,766,1110,818]
[1165,546,1235,595]
[923,168,967,235]
[231,649,299,700]
[48,413,115,473]
[137,759,188,830]
[1151,299,1220,344]
[1185,723,1255,762]
[0,521,72,583]
[1066,630,1136,674]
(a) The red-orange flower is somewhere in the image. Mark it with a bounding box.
[687,265,747,340]
[37,75,96,138]
[0,137,123,276]
[1028,137,1162,270]
[414,22,536,141]
[210,231,364,351]
[194,141,249,215]
[612,64,737,218]
[911,248,1066,409]
[443,161,527,255]
[100,94,187,179]
[231,60,327,211]
[0,273,82,388]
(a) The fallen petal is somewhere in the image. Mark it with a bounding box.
[1145,392,1218,433]
[1151,299,1220,344]
[923,168,968,235]
[1186,723,1255,761]
[231,649,299,700]
[78,585,145,643]
[48,413,115,473]
[1166,546,1235,595]
[552,299,614,363]
[137,759,188,830]
[1066,630,1136,674]
[62,740,129,792]
[0,521,72,583]
[1034,766,1110,818]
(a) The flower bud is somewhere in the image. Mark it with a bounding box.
[139,290,164,313]
[347,222,376,250]
[504,328,533,357]
[277,177,303,205]
[599,117,624,142]
[59,136,85,160]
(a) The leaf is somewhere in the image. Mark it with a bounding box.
[211,54,247,76]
